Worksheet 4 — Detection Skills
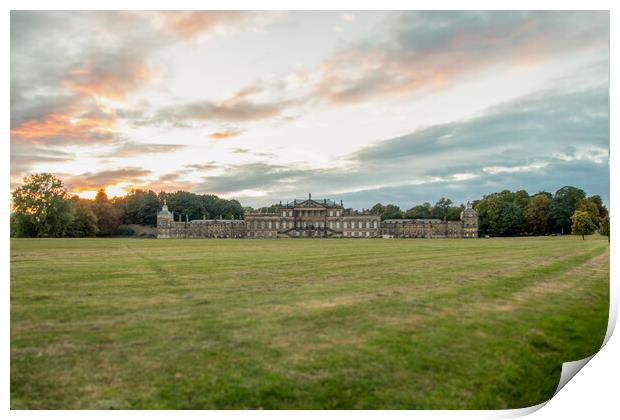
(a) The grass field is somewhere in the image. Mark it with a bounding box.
[10,236,609,409]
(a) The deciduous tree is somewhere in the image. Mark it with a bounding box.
[68,199,98,237]
[524,193,551,235]
[549,186,586,234]
[11,173,74,237]
[92,190,121,235]
[571,210,597,240]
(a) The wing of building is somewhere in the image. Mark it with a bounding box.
[157,195,478,239]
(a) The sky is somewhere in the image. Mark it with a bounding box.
[10,11,610,209]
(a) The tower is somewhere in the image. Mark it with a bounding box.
[460,202,478,238]
[157,200,173,238]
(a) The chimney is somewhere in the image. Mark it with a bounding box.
[309,193,311,200]
[340,200,343,207]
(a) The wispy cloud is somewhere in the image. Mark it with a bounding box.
[65,167,153,192]
[102,141,186,158]
[208,129,243,139]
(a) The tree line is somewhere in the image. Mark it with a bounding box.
[10,173,244,238]
[474,187,608,238]
[10,173,609,240]
[368,187,608,239]
[369,198,464,221]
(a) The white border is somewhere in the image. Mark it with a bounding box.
[3,1,617,419]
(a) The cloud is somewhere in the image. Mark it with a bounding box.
[336,158,609,210]
[311,11,608,105]
[143,97,297,125]
[197,163,313,195]
[185,162,220,172]
[10,11,274,144]
[10,108,119,146]
[65,167,152,192]
[10,144,75,179]
[352,86,609,165]
[156,11,268,40]
[62,55,151,100]
[102,141,186,158]
[209,130,243,140]
[192,85,608,207]
[10,11,159,149]
[141,11,608,129]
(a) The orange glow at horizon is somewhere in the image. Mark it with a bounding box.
[71,184,135,200]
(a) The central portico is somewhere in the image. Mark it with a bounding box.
[278,193,343,237]
[245,193,380,238]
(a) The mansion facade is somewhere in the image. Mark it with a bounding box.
[157,194,478,239]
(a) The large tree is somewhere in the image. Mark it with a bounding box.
[549,186,586,234]
[524,193,551,235]
[475,194,503,235]
[370,203,386,217]
[571,210,597,240]
[576,198,601,227]
[432,197,453,220]
[382,204,403,220]
[405,202,432,219]
[68,199,99,237]
[11,173,74,237]
[586,195,608,219]
[498,201,525,235]
[115,189,160,225]
[92,190,121,235]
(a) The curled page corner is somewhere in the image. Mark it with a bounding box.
[494,352,601,418]
[495,401,548,418]
[553,355,595,397]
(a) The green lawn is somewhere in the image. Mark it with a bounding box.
[10,236,609,409]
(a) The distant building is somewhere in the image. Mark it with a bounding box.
[381,202,479,238]
[157,195,478,239]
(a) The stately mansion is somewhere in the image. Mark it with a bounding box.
[157,194,478,239]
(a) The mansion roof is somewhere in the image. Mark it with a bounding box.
[280,197,343,209]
